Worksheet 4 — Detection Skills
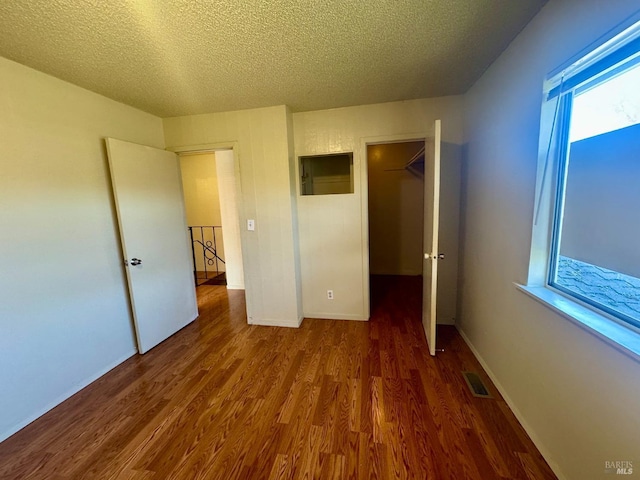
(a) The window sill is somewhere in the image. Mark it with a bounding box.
[515,283,640,362]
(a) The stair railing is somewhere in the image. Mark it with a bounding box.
[188,226,226,286]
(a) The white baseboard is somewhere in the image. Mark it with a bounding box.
[369,270,422,276]
[303,312,368,321]
[0,349,137,443]
[437,318,456,326]
[456,327,567,480]
[226,284,245,290]
[248,317,302,328]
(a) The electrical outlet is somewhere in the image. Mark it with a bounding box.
[327,290,334,300]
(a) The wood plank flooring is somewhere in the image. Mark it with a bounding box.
[0,275,557,479]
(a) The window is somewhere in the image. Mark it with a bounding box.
[299,153,354,195]
[530,19,640,334]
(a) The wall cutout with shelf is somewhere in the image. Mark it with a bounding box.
[300,152,354,195]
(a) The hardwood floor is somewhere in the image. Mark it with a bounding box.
[0,276,557,479]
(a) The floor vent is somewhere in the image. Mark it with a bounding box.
[462,372,492,398]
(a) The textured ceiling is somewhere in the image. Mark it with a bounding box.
[0,0,547,117]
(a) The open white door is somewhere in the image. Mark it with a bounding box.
[422,120,442,356]
[106,138,198,354]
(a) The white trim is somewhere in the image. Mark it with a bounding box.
[172,142,251,325]
[360,132,429,323]
[516,284,640,362]
[456,328,568,480]
[302,313,368,321]
[546,13,640,87]
[248,317,302,328]
[0,349,137,443]
[437,318,455,326]
[167,142,238,153]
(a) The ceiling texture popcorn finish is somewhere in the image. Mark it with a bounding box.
[0,0,547,117]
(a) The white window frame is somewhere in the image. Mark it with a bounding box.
[519,17,640,360]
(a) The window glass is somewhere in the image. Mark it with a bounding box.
[300,153,354,195]
[570,61,640,142]
[550,57,640,328]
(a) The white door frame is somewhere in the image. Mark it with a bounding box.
[168,142,248,310]
[360,133,427,320]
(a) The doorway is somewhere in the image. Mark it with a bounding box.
[366,141,425,315]
[178,149,245,291]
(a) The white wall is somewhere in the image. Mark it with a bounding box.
[460,2,640,479]
[368,142,424,276]
[0,57,165,441]
[163,106,302,327]
[215,150,245,289]
[292,98,464,322]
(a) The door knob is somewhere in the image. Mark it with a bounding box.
[438,253,445,260]
[130,258,142,266]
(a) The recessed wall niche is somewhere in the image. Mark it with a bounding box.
[299,153,354,195]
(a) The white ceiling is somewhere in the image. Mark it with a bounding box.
[0,0,547,117]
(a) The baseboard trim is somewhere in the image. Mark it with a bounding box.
[248,317,301,328]
[456,327,567,480]
[0,348,137,443]
[370,270,422,276]
[437,318,456,326]
[226,284,245,290]
[303,313,368,321]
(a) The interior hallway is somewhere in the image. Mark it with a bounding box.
[0,278,556,479]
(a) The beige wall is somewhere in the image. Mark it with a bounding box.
[180,153,223,226]
[367,142,424,276]
[460,2,640,479]
[163,106,302,327]
[0,57,165,441]
[292,97,464,321]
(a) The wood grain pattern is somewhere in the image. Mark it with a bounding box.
[0,276,557,479]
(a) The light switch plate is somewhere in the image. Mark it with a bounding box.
[247,219,255,231]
